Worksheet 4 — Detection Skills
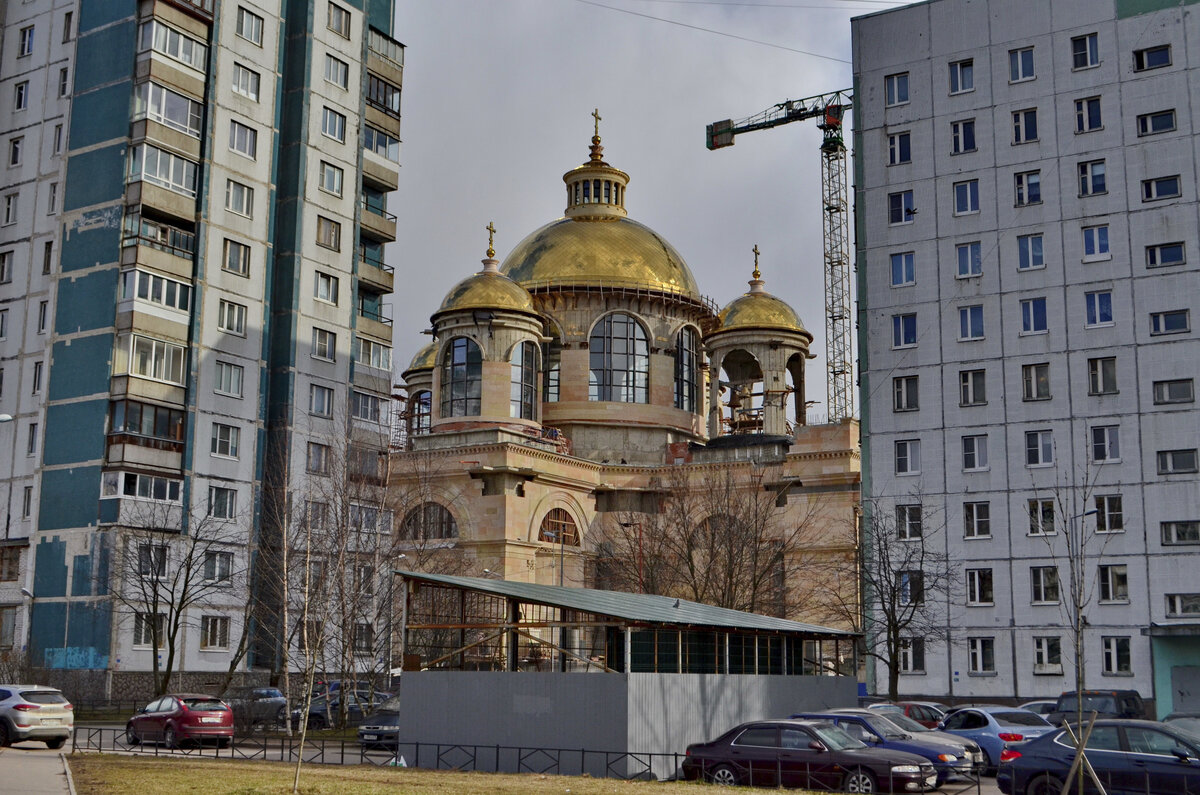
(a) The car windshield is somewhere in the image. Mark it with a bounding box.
[375,696,402,712]
[811,723,868,751]
[258,689,284,699]
[862,715,907,737]
[1059,695,1118,713]
[182,698,227,711]
[20,690,68,704]
[995,711,1049,726]
[1168,719,1200,739]
[878,713,928,733]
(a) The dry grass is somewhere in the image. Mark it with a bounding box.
[68,754,782,794]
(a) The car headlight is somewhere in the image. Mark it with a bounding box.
[936,754,958,762]
[891,765,922,774]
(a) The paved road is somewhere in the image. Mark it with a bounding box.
[0,741,74,794]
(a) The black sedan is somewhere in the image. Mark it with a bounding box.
[356,695,403,749]
[997,718,1200,795]
[681,718,938,792]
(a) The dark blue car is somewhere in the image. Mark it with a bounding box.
[996,719,1200,795]
[790,709,976,784]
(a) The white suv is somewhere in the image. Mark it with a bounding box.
[0,685,73,748]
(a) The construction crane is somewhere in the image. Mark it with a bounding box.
[707,89,855,423]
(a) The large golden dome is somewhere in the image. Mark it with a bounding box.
[500,217,701,298]
[434,259,536,318]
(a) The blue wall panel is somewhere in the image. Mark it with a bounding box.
[47,336,112,401]
[59,212,121,273]
[71,553,93,597]
[61,601,113,670]
[54,268,117,333]
[67,83,133,148]
[38,467,100,531]
[43,401,108,466]
[62,146,126,212]
[34,538,68,598]
[29,603,68,668]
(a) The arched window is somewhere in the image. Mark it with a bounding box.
[542,332,561,403]
[539,508,579,546]
[510,341,538,420]
[401,503,458,540]
[410,390,431,436]
[674,327,699,413]
[588,313,648,403]
[440,337,481,417]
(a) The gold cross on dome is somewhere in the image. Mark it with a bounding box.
[752,244,761,279]
[486,221,496,258]
[592,108,602,138]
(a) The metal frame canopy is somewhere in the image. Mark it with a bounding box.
[396,571,858,676]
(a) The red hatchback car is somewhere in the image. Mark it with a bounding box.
[126,694,233,748]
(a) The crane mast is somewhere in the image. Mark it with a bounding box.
[707,89,855,422]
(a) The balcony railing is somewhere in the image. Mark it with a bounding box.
[358,306,393,326]
[359,199,397,223]
[358,252,395,274]
[368,28,405,69]
[122,213,196,259]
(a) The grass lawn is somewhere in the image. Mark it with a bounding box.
[68,754,783,794]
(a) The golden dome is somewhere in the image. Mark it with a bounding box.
[434,258,536,318]
[405,342,437,373]
[713,252,811,338]
[501,217,701,298]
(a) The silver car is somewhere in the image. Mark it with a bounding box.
[0,684,73,748]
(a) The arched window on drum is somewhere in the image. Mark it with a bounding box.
[510,341,538,420]
[588,313,648,403]
[440,337,482,417]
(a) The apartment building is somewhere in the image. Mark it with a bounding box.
[0,0,402,689]
[853,0,1199,714]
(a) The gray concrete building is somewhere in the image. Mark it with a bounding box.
[852,0,1200,713]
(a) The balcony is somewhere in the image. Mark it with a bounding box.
[160,0,214,21]
[362,149,399,192]
[358,252,394,294]
[105,433,184,472]
[122,212,195,259]
[359,201,397,242]
[357,305,393,342]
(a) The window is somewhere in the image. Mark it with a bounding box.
[200,616,230,650]
[962,434,988,470]
[959,305,984,340]
[318,161,343,196]
[225,180,253,217]
[217,300,247,335]
[1034,637,1062,674]
[1163,521,1200,545]
[352,623,374,654]
[1021,298,1048,334]
[1133,109,1175,140]
[1083,224,1110,260]
[1143,176,1181,202]
[133,613,166,647]
[1101,637,1131,674]
[956,242,982,277]
[42,241,52,273]
[1085,291,1113,327]
[410,390,432,436]
[898,570,924,604]
[964,502,990,538]
[675,327,699,413]
[366,74,403,117]
[231,63,260,101]
[1018,234,1045,271]
[328,4,351,37]
[1012,108,1038,143]
[1072,33,1099,69]
[892,313,917,347]
[401,503,459,540]
[53,124,62,155]
[121,269,192,312]
[324,55,349,89]
[968,637,996,673]
[138,543,168,579]
[890,252,915,286]
[314,271,338,304]
[888,131,911,165]
[321,107,346,142]
[897,505,922,540]
[1146,242,1185,268]
[892,375,918,412]
[27,423,38,456]
[1167,594,1200,617]
[214,361,243,397]
[130,336,185,385]
[312,328,336,361]
[351,390,384,423]
[1,193,13,225]
[316,216,341,250]
[960,369,986,406]
[222,239,250,277]
[1015,171,1041,206]
[8,137,22,166]
[1150,309,1190,336]
[129,144,198,196]
[1010,47,1035,81]
[510,340,538,420]
[21,487,32,519]
[589,313,649,403]
[46,183,57,214]
[949,59,973,94]
[228,120,257,159]
[62,12,73,42]
[951,119,976,154]
[899,638,925,673]
[309,384,333,417]
[1031,566,1060,604]
[1075,97,1102,132]
[1133,44,1170,71]
[32,361,43,393]
[1098,565,1129,603]
[441,337,483,416]
[895,439,920,475]
[1078,160,1106,195]
[888,190,915,224]
[1026,430,1054,466]
[0,252,9,283]
[37,301,48,332]
[138,20,207,71]
[1153,378,1193,404]
[18,25,34,57]
[58,68,70,98]
[1088,357,1117,395]
[0,548,19,582]
[208,487,236,520]
[236,7,264,45]
[211,423,240,458]
[14,82,29,111]
[1158,449,1198,474]
[954,179,980,214]
[967,570,994,605]
[306,442,330,474]
[364,126,400,161]
[353,337,391,370]
[885,72,909,106]
[1095,494,1123,533]
[0,309,6,338]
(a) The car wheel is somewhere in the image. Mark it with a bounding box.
[275,707,287,728]
[217,737,231,749]
[709,764,739,786]
[125,724,140,745]
[980,747,996,776]
[843,768,877,793]
[45,737,66,750]
[0,722,10,747]
[163,725,178,749]
[1025,774,1063,795]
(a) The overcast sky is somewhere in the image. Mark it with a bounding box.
[388,0,906,421]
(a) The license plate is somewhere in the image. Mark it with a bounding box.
[41,718,61,726]
[200,717,221,724]
[363,734,378,740]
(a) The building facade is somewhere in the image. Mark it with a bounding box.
[0,0,402,690]
[853,0,1200,711]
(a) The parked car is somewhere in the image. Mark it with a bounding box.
[1163,712,1200,737]
[938,705,1054,773]
[867,701,947,729]
[856,709,987,771]
[790,708,976,783]
[1018,699,1058,717]
[357,694,403,749]
[223,686,286,729]
[997,718,1200,795]
[1046,689,1146,727]
[0,685,73,748]
[292,690,389,730]
[681,718,938,792]
[125,694,233,748]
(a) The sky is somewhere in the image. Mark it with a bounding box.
[388,0,907,422]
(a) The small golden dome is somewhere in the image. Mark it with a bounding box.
[406,341,437,373]
[713,249,811,338]
[435,228,538,319]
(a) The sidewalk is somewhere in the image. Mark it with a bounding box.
[0,743,74,794]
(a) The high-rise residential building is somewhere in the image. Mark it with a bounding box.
[0,0,402,689]
[853,0,1199,715]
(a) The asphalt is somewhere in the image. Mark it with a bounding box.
[0,741,74,794]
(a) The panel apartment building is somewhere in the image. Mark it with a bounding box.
[853,0,1200,713]
[0,0,402,688]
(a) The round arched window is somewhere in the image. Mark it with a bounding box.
[409,390,432,436]
[401,503,458,540]
[588,313,648,403]
[539,508,579,546]
[440,338,482,417]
